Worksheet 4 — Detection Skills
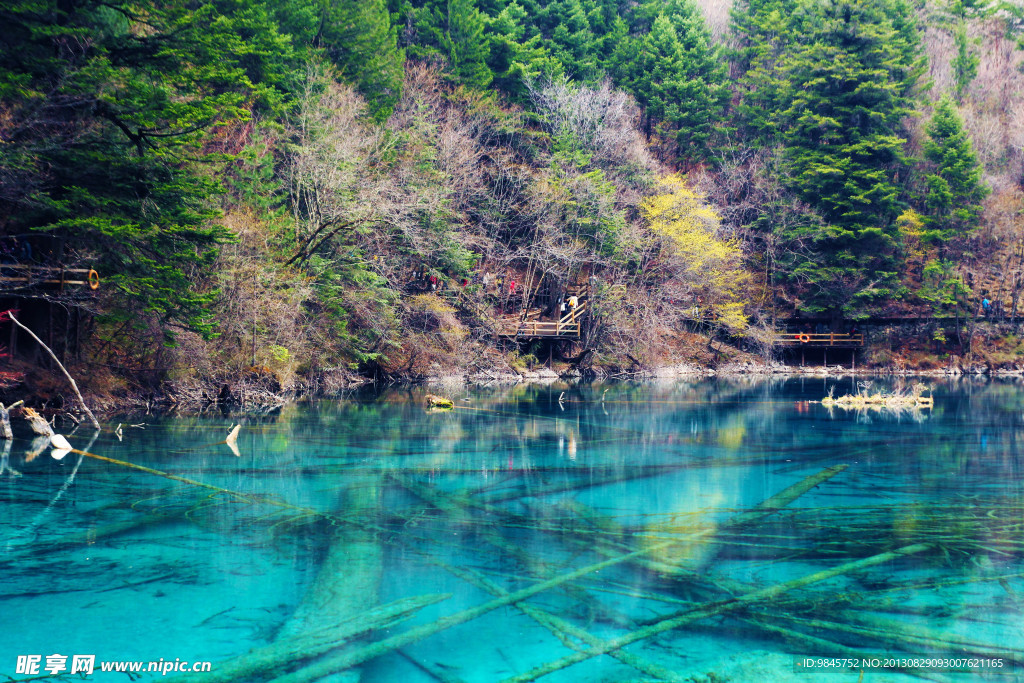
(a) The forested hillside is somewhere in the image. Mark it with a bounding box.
[2,0,1024,399]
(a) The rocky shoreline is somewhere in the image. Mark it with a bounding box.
[5,355,1024,422]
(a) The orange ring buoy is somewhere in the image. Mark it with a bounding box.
[798,333,810,343]
[87,269,99,290]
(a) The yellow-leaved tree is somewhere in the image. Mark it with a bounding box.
[641,174,749,333]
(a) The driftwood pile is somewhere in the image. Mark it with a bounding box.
[821,381,935,411]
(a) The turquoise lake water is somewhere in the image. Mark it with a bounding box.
[2,377,1024,682]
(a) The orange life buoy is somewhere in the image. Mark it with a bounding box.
[87,269,99,290]
[798,333,810,343]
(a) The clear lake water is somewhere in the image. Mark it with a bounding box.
[2,377,1023,682]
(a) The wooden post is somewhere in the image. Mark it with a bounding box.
[1,403,12,440]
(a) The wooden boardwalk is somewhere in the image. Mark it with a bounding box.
[0,264,99,291]
[772,332,864,348]
[499,302,588,339]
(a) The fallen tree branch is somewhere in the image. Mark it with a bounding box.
[285,218,370,266]
[7,313,100,429]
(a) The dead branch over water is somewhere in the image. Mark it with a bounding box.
[7,313,100,429]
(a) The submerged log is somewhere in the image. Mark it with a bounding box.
[268,534,719,683]
[278,533,383,640]
[686,464,849,570]
[397,463,867,673]
[476,454,784,505]
[1,507,192,565]
[272,468,868,681]
[274,476,384,682]
[762,610,1021,666]
[442,562,688,683]
[166,594,450,683]
[570,465,849,580]
[730,616,954,683]
[392,473,638,631]
[501,543,934,683]
[396,649,469,683]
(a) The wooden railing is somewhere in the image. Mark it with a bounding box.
[0,264,99,290]
[516,320,580,338]
[773,332,864,347]
[512,301,588,338]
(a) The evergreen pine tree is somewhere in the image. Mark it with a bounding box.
[623,4,726,162]
[921,97,989,247]
[413,0,494,88]
[660,0,729,160]
[543,0,600,81]
[729,0,801,145]
[487,0,561,98]
[606,17,642,85]
[774,0,923,315]
[729,0,798,74]
[633,15,685,137]
[951,23,978,101]
[588,0,626,63]
[320,0,406,119]
[0,0,307,337]
[513,0,546,40]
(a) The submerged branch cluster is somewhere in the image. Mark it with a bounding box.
[821,381,935,411]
